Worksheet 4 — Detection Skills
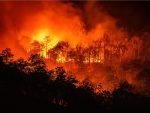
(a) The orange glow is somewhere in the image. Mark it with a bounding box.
[0,1,148,91]
[31,29,59,58]
[32,29,50,42]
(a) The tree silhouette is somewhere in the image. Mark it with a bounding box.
[14,57,29,72]
[0,48,150,113]
[52,41,69,63]
[29,40,43,55]
[0,48,14,63]
[28,54,46,73]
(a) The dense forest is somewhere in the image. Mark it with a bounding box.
[0,48,150,113]
[28,34,142,64]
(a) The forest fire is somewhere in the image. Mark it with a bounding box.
[0,1,150,92]
[28,29,59,58]
[0,1,150,113]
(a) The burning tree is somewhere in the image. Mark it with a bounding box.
[0,48,14,63]
[29,41,43,56]
[51,41,70,63]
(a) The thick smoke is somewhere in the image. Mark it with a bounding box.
[0,1,150,92]
[0,1,127,56]
[0,1,45,58]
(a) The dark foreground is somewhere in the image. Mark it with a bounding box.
[0,48,150,113]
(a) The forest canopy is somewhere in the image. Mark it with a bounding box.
[0,48,150,113]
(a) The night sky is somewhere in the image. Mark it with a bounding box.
[72,1,150,35]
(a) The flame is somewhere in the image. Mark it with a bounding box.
[0,1,149,92]
[31,29,59,58]
[32,29,49,42]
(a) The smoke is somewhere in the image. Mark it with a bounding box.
[0,1,128,56]
[0,1,150,92]
[0,1,45,58]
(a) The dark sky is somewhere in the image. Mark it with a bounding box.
[100,1,150,35]
[72,1,150,35]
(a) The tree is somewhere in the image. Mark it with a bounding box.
[66,75,78,86]
[44,36,51,58]
[29,40,43,56]
[28,54,46,73]
[0,48,13,63]
[67,48,76,62]
[47,49,57,62]
[84,46,93,64]
[92,40,102,63]
[79,79,94,94]
[15,57,29,72]
[55,67,66,81]
[73,44,85,65]
[52,41,69,63]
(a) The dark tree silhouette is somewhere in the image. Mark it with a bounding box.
[0,48,14,63]
[28,54,46,73]
[0,48,150,113]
